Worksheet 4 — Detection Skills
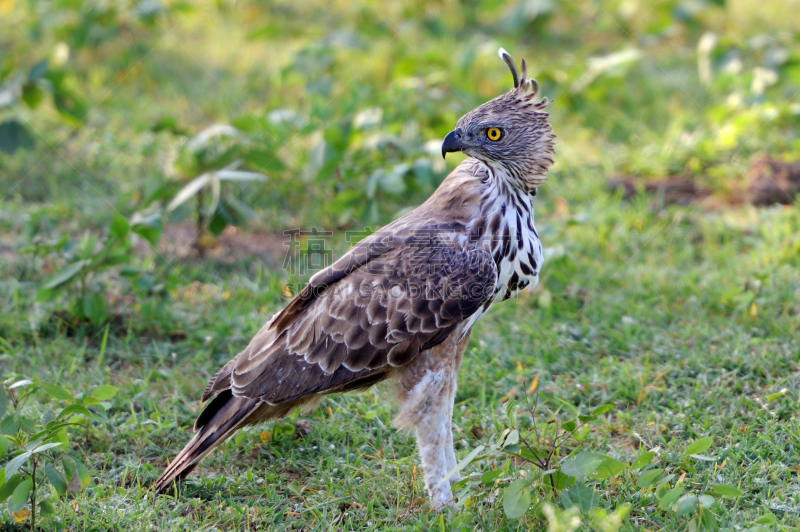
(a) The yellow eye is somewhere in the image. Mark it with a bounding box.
[487,127,502,141]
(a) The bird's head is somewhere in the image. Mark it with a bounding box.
[442,48,555,190]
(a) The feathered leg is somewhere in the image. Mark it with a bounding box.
[394,327,471,509]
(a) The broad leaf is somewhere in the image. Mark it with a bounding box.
[503,479,531,519]
[684,437,713,456]
[56,404,93,420]
[45,464,68,497]
[562,484,600,513]
[0,388,6,419]
[0,474,22,503]
[636,468,664,488]
[39,499,55,516]
[42,260,90,290]
[561,452,604,477]
[109,213,130,239]
[591,455,626,479]
[40,382,74,401]
[480,468,503,485]
[675,495,699,517]
[8,478,32,512]
[8,380,33,390]
[91,385,118,401]
[630,451,655,471]
[166,174,211,212]
[0,120,35,154]
[215,169,268,182]
[130,210,163,248]
[31,442,64,454]
[591,404,615,416]
[711,484,742,499]
[4,451,31,479]
[658,486,683,510]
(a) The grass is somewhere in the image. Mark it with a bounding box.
[2,0,800,530]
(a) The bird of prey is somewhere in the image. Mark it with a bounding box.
[154,48,555,509]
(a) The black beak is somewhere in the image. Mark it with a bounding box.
[441,129,463,159]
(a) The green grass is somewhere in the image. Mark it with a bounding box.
[2,0,800,530]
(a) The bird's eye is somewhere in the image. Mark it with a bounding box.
[487,127,502,141]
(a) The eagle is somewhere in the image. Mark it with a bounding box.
[154,48,555,509]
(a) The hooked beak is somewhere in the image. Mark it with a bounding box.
[441,128,463,159]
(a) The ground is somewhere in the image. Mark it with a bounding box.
[1,0,800,530]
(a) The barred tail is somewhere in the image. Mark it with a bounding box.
[153,391,260,493]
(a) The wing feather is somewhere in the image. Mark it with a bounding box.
[207,224,496,406]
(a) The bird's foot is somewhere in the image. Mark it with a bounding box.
[429,485,455,510]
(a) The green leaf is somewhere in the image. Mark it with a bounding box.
[91,385,118,401]
[75,458,91,487]
[8,477,32,512]
[21,82,45,109]
[0,474,21,503]
[636,468,664,488]
[561,452,604,477]
[502,429,519,447]
[42,260,90,290]
[685,436,713,456]
[109,213,130,239]
[40,382,74,401]
[0,389,6,422]
[31,442,64,454]
[56,404,93,420]
[591,456,626,479]
[591,404,615,416]
[630,451,655,470]
[544,470,575,491]
[62,456,76,488]
[0,436,8,458]
[562,484,600,513]
[4,451,31,479]
[767,389,787,402]
[698,494,716,508]
[700,507,718,530]
[45,464,68,497]
[711,484,742,499]
[49,77,88,123]
[658,486,683,510]
[755,512,776,524]
[503,479,531,519]
[1,414,20,435]
[0,120,35,154]
[39,499,55,516]
[561,419,577,432]
[130,211,163,248]
[28,59,49,81]
[675,495,699,517]
[480,468,503,485]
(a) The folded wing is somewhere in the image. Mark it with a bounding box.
[201,224,498,409]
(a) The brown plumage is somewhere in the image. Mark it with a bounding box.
[153,48,555,509]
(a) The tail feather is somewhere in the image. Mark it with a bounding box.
[153,391,260,493]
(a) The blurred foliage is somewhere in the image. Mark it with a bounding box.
[0,378,114,528]
[2,0,798,228]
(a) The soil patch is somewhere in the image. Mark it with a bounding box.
[137,223,289,266]
[745,156,800,206]
[608,175,711,205]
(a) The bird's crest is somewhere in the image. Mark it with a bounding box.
[498,48,542,101]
